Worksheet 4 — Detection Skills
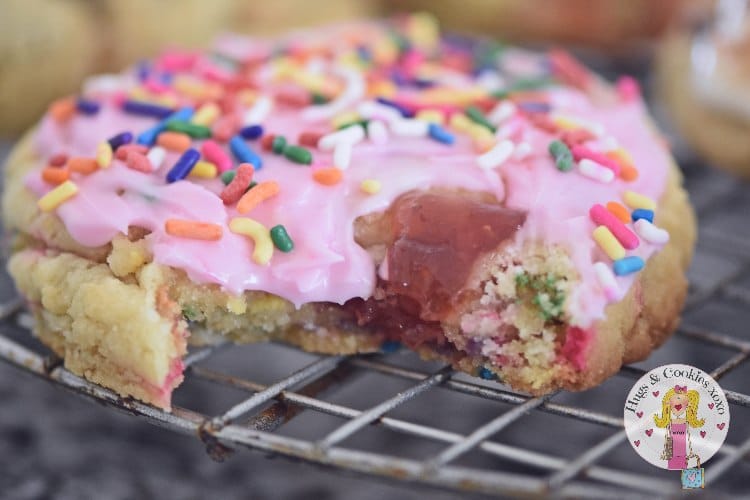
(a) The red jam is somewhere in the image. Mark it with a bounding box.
[346,191,526,348]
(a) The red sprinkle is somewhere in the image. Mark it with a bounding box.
[560,129,596,147]
[589,204,639,250]
[48,153,68,167]
[201,140,233,173]
[115,144,149,161]
[275,86,312,107]
[220,163,254,205]
[212,114,241,143]
[125,151,153,173]
[548,49,592,91]
[570,146,621,175]
[524,112,558,133]
[261,134,276,151]
[299,131,323,148]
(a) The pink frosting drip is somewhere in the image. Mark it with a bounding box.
[24,40,672,329]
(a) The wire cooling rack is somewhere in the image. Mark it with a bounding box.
[2,141,750,498]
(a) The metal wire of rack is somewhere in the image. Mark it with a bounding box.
[1,156,750,499]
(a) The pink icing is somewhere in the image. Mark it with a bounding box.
[23,29,672,330]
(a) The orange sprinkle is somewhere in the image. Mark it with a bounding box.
[49,96,76,124]
[157,131,192,152]
[606,201,631,224]
[67,157,98,174]
[312,167,343,186]
[165,219,223,241]
[236,181,280,214]
[41,167,70,185]
[606,150,639,182]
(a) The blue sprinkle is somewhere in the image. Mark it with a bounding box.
[631,209,654,223]
[478,367,497,380]
[107,132,133,151]
[123,100,174,119]
[613,256,645,276]
[159,72,174,84]
[76,98,100,115]
[428,123,455,145]
[356,45,372,62]
[518,101,552,113]
[137,107,194,146]
[375,97,413,118]
[229,136,263,170]
[166,148,200,183]
[380,341,401,353]
[239,125,264,140]
[413,78,436,89]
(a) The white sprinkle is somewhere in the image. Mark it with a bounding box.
[390,119,429,137]
[318,125,365,151]
[333,142,353,170]
[475,70,505,91]
[488,101,517,125]
[600,136,620,152]
[476,140,515,170]
[513,141,532,160]
[594,262,621,302]
[634,219,670,245]
[146,146,166,171]
[301,65,365,122]
[243,95,273,125]
[578,159,614,183]
[367,120,389,145]
[357,101,402,123]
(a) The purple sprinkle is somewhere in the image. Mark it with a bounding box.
[375,97,413,118]
[76,98,101,115]
[239,124,264,140]
[108,132,133,151]
[166,148,200,183]
[123,100,174,119]
[518,101,552,113]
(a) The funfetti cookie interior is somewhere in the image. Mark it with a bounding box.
[3,15,695,410]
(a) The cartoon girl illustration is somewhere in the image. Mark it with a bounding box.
[654,385,705,469]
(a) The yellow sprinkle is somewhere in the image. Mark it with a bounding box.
[172,76,220,100]
[593,226,626,260]
[229,217,274,265]
[37,180,78,212]
[189,161,218,179]
[407,12,440,50]
[96,142,113,169]
[416,110,444,125]
[369,79,397,98]
[450,113,473,132]
[360,179,382,194]
[237,89,260,106]
[191,103,220,126]
[552,117,578,131]
[623,190,656,211]
[331,111,361,129]
[372,39,399,66]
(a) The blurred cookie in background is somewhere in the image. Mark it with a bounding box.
[382,0,711,51]
[0,0,97,135]
[657,1,750,178]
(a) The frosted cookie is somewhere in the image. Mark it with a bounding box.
[4,16,695,410]
[657,13,750,178]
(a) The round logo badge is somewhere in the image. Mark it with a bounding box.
[624,364,730,470]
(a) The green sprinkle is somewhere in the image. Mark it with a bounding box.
[337,119,369,131]
[492,78,551,99]
[182,305,200,322]
[272,135,287,154]
[311,93,329,105]
[548,140,574,172]
[270,224,294,252]
[464,106,496,133]
[283,145,312,165]
[221,170,236,185]
[165,120,212,139]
